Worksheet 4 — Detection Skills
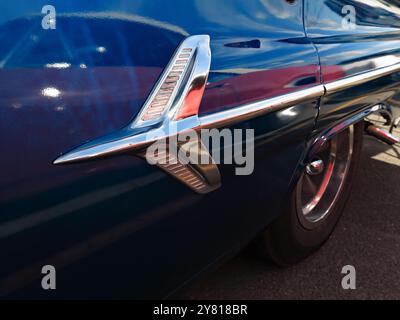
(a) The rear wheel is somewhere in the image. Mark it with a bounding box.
[255,122,363,266]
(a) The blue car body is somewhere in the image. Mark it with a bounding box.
[0,0,400,298]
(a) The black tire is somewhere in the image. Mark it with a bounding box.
[255,121,364,266]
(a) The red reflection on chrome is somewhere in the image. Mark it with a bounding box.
[175,83,207,120]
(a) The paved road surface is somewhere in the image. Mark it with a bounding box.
[182,130,400,299]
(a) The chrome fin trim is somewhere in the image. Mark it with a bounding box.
[132,35,210,127]
[54,61,400,166]
[54,34,221,194]
[54,34,211,165]
[54,36,400,192]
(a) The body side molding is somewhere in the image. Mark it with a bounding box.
[54,34,400,192]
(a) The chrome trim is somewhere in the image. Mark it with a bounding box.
[199,85,324,129]
[54,43,400,168]
[53,116,201,165]
[54,35,211,165]
[53,84,324,165]
[140,133,221,194]
[325,62,400,94]
[55,34,222,194]
[306,158,325,176]
[307,105,382,162]
[133,35,211,127]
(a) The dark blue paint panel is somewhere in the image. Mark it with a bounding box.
[0,1,320,298]
[305,0,400,131]
[1,101,318,299]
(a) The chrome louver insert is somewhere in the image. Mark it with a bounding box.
[133,40,197,126]
[139,134,221,194]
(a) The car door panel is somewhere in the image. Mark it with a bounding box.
[305,0,400,131]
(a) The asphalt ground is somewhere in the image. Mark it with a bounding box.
[182,127,400,299]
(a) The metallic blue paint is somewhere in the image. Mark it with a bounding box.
[3,0,396,298]
[305,0,400,130]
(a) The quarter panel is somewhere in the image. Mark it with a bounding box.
[0,0,320,298]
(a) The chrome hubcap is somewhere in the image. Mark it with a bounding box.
[306,158,325,176]
[296,126,354,229]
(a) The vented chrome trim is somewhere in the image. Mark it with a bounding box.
[54,35,212,165]
[54,61,400,166]
[55,34,221,194]
[132,35,211,127]
[54,36,400,192]
[53,84,325,166]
